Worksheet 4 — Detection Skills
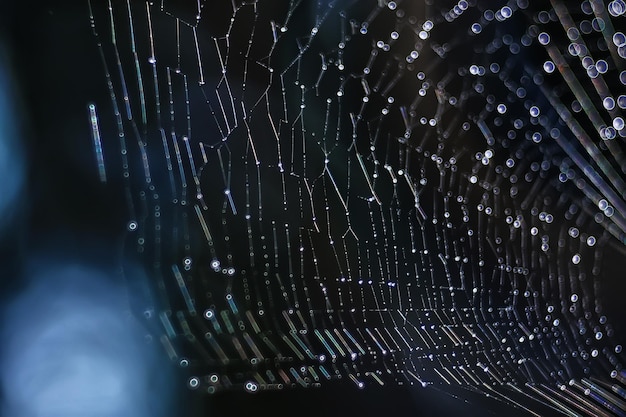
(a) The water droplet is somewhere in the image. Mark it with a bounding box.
[543,61,555,73]
[609,1,626,16]
[603,97,616,110]
[567,27,580,40]
[529,106,540,117]
[538,32,550,45]
[244,381,259,392]
[189,377,200,388]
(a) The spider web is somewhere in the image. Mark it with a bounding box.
[86,0,626,414]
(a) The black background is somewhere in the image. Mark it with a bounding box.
[2,1,623,416]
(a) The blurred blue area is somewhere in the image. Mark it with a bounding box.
[0,42,25,233]
[0,17,186,417]
[1,260,174,417]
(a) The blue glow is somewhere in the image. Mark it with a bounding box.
[0,42,25,232]
[1,261,173,417]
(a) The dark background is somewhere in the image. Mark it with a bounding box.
[2,1,623,416]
